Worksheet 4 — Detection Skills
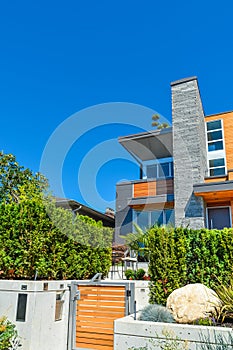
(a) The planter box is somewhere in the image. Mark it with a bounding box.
[114,314,233,349]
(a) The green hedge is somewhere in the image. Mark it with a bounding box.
[0,199,112,280]
[148,226,233,305]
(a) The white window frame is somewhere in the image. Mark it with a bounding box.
[206,206,232,229]
[205,119,227,177]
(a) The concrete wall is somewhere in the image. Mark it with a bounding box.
[114,314,233,349]
[171,77,207,228]
[0,280,71,350]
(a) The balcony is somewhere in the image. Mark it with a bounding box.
[127,178,174,210]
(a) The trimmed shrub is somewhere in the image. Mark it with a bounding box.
[148,226,233,305]
[148,226,187,305]
[0,199,112,280]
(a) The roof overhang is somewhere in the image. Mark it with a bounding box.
[194,181,233,202]
[118,127,173,163]
[55,197,115,227]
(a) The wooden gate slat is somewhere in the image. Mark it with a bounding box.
[75,284,127,350]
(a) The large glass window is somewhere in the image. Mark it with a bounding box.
[134,209,174,229]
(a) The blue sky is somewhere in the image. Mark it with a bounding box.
[1,1,233,212]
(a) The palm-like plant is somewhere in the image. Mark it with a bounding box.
[215,278,233,322]
[121,224,150,261]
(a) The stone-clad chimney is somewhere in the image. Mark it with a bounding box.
[171,77,207,228]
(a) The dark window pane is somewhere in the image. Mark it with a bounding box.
[207,120,221,131]
[147,165,157,178]
[151,211,163,226]
[209,158,225,167]
[170,163,174,177]
[208,141,223,152]
[207,130,222,141]
[136,211,149,229]
[210,167,226,176]
[16,294,27,322]
[158,163,170,177]
[165,210,175,225]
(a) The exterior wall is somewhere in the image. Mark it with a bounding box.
[0,280,71,350]
[133,179,173,197]
[205,111,233,176]
[171,77,207,228]
[115,182,133,243]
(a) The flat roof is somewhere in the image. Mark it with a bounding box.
[118,127,173,162]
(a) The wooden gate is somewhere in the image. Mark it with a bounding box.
[68,279,135,350]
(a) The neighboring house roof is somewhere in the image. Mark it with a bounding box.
[118,127,173,162]
[55,197,115,228]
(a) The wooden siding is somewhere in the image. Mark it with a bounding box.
[228,170,233,181]
[195,189,233,202]
[133,179,174,198]
[76,285,126,350]
[133,181,156,197]
[205,111,233,179]
[205,176,227,183]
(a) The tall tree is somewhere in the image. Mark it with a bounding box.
[0,152,48,203]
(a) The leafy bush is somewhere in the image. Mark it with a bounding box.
[139,304,175,323]
[0,316,21,350]
[148,226,233,305]
[135,268,146,280]
[125,268,147,280]
[0,152,113,280]
[148,226,187,304]
[125,269,135,280]
[0,199,112,280]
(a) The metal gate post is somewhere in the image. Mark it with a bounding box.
[67,282,80,350]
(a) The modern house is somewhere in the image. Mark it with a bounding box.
[115,76,233,242]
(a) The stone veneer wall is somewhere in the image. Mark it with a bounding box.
[171,77,207,228]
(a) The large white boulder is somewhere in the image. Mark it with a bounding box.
[166,283,221,324]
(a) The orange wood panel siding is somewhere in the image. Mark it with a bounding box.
[206,201,230,207]
[205,111,233,174]
[205,176,227,183]
[76,285,126,350]
[133,179,174,198]
[228,170,233,180]
[133,181,156,197]
[195,190,233,202]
